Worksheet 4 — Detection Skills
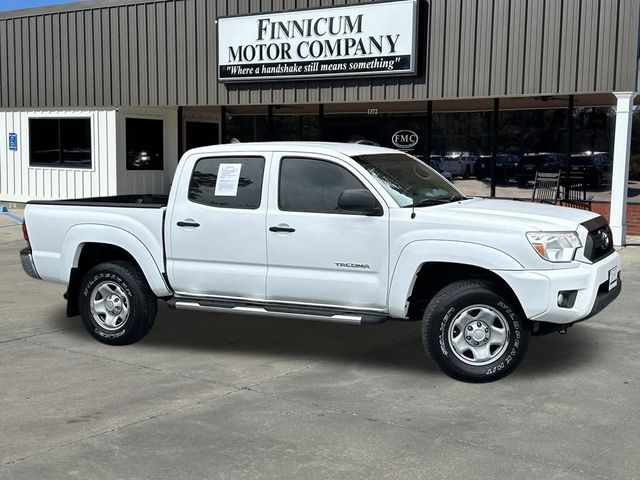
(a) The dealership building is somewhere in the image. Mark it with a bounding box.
[0,0,639,243]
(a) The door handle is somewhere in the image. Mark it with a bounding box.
[269,226,295,233]
[177,221,200,228]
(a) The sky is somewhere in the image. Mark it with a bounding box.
[0,0,80,12]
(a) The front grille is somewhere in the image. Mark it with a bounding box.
[583,217,614,262]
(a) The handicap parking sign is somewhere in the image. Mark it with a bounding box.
[8,133,17,151]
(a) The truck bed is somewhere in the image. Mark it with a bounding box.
[25,196,168,288]
[28,194,169,208]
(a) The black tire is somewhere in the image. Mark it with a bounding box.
[422,280,530,383]
[79,261,157,345]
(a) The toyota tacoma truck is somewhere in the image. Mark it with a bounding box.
[20,142,621,382]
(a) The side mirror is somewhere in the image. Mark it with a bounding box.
[337,189,383,216]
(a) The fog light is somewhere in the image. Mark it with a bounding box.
[557,290,578,308]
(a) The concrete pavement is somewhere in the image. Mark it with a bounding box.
[1,211,639,479]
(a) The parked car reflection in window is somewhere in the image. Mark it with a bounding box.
[570,151,610,188]
[513,153,565,186]
[474,154,519,182]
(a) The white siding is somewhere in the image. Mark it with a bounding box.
[0,106,179,202]
[0,108,117,202]
[116,106,178,196]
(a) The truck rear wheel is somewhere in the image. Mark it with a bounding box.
[422,280,530,382]
[79,261,157,345]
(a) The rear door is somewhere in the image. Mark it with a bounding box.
[167,153,271,299]
[265,153,389,310]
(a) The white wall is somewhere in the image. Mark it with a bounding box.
[116,107,178,196]
[0,109,117,203]
[0,106,179,202]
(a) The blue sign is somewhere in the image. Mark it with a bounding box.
[8,133,17,151]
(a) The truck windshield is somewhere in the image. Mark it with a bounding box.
[352,153,466,207]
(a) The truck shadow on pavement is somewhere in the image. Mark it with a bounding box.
[49,303,602,379]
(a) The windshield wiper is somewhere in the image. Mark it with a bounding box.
[404,195,469,208]
[404,198,451,208]
[448,195,470,202]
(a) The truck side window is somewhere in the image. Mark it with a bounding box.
[279,157,372,214]
[188,156,265,209]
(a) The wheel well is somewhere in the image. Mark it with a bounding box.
[406,262,526,321]
[66,243,139,317]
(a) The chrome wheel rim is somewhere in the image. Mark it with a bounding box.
[90,281,130,331]
[448,304,510,366]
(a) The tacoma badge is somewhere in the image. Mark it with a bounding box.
[335,262,371,269]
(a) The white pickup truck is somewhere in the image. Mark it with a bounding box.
[21,142,621,382]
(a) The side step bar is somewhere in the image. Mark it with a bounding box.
[166,298,388,325]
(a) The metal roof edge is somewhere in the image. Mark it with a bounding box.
[0,0,165,20]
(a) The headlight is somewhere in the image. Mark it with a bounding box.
[526,231,582,262]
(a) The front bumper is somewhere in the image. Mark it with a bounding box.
[581,279,621,321]
[20,247,40,280]
[497,251,621,325]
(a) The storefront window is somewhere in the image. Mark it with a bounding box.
[225,106,269,143]
[217,100,622,204]
[126,118,164,170]
[570,107,614,199]
[272,115,321,141]
[431,110,492,197]
[322,113,427,156]
[29,118,92,168]
[499,109,568,156]
[495,106,568,199]
[493,102,616,203]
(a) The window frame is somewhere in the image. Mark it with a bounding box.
[28,116,93,169]
[277,156,383,216]
[187,155,266,210]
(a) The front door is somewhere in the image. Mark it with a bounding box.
[167,153,270,299]
[185,121,219,151]
[266,154,389,310]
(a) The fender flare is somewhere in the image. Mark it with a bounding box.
[61,224,172,297]
[388,240,525,318]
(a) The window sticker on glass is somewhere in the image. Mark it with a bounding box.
[214,163,242,196]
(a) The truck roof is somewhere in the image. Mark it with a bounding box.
[184,141,401,158]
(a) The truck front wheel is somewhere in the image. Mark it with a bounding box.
[422,280,530,382]
[78,261,157,345]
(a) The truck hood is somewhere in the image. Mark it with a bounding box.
[423,197,598,232]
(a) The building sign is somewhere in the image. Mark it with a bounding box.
[217,0,418,82]
[8,133,17,151]
[392,130,419,150]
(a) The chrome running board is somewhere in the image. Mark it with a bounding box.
[167,298,388,325]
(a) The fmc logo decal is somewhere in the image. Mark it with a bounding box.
[391,130,418,149]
